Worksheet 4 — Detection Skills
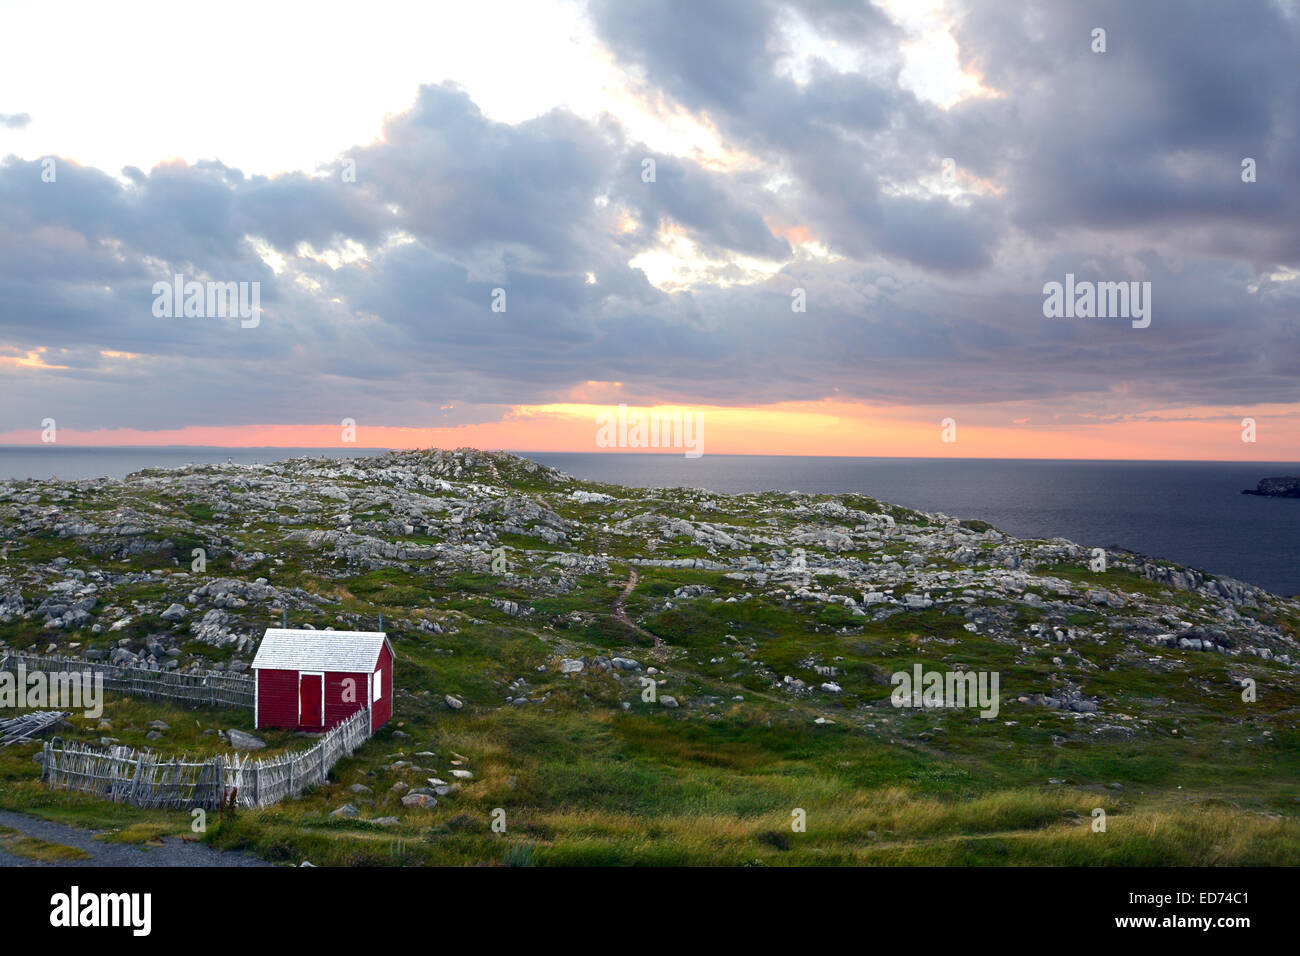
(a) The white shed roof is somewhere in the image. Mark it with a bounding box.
[251,629,390,673]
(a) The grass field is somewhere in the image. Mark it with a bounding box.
[1,451,1297,866]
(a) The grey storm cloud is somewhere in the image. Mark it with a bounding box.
[0,1,1298,435]
[948,0,1300,258]
[614,151,791,261]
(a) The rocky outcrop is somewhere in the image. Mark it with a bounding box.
[1242,476,1300,498]
[2,447,1298,699]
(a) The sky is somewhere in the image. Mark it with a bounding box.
[1,0,1298,459]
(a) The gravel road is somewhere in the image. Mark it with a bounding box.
[0,809,274,867]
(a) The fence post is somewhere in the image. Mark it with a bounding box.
[129,749,145,805]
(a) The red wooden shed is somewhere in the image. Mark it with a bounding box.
[251,628,393,733]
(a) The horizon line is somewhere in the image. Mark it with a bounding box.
[1,445,1297,466]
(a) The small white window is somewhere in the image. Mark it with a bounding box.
[373,670,383,702]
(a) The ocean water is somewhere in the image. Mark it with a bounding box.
[524,453,1300,598]
[0,447,1296,597]
[0,446,388,481]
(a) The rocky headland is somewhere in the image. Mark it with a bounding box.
[1,449,1297,865]
[1242,476,1300,498]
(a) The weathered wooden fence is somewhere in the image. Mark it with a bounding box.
[231,707,373,807]
[41,742,230,809]
[0,710,68,746]
[0,652,253,710]
[41,708,372,809]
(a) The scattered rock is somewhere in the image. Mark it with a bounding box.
[226,729,267,751]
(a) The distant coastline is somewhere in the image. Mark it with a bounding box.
[0,446,389,481]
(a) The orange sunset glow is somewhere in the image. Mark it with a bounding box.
[2,401,1296,460]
